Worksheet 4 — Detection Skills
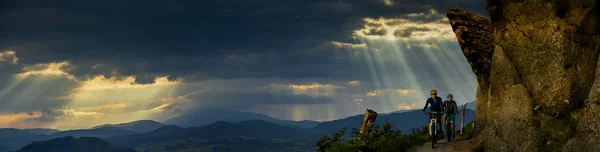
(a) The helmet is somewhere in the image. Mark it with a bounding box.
[430,89,437,95]
[447,94,453,98]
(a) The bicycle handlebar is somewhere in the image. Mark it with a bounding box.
[424,111,443,115]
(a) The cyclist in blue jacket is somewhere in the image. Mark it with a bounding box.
[423,89,444,139]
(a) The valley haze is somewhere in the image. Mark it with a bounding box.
[0,107,475,152]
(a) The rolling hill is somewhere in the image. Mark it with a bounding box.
[0,108,476,152]
[0,128,48,151]
[91,120,166,133]
[22,128,61,135]
[108,120,323,152]
[107,109,475,151]
[164,109,320,128]
[17,136,136,152]
[0,127,140,152]
[51,129,139,139]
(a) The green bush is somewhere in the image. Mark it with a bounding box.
[316,121,430,152]
[462,121,475,139]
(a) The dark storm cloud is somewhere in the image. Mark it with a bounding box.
[0,0,486,80]
[364,28,388,36]
[26,107,73,122]
[366,22,384,28]
[393,27,434,38]
[133,75,159,85]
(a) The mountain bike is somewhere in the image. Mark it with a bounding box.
[426,111,443,149]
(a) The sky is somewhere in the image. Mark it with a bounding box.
[0,0,488,130]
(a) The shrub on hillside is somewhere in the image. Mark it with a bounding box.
[316,121,429,152]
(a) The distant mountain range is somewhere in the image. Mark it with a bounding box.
[466,100,477,111]
[91,120,166,133]
[0,120,165,152]
[0,128,47,151]
[164,109,320,128]
[1,108,475,152]
[52,129,138,139]
[107,120,326,152]
[22,128,60,135]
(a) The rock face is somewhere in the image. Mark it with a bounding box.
[446,8,494,138]
[447,0,600,151]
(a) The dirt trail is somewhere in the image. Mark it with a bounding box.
[414,134,477,152]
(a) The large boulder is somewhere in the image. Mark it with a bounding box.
[447,0,600,151]
[447,8,494,137]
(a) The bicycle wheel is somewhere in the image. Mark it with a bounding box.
[432,123,437,146]
[447,122,451,142]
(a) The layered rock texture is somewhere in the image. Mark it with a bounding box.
[447,0,600,151]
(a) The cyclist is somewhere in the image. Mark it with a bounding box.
[422,89,444,139]
[444,94,459,140]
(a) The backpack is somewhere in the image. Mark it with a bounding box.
[445,101,457,113]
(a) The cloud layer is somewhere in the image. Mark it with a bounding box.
[0,0,486,129]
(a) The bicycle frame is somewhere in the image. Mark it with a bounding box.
[427,111,442,148]
[430,117,437,136]
[428,112,442,135]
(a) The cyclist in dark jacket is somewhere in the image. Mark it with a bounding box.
[444,94,460,140]
[423,89,444,138]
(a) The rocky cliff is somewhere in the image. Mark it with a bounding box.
[447,0,600,151]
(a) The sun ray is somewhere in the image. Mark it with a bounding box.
[349,11,476,114]
[371,42,397,112]
[389,39,425,105]
[0,77,24,101]
[388,39,426,109]
[358,40,384,107]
